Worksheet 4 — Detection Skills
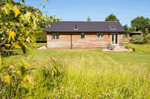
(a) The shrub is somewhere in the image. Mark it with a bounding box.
[146,34,150,40]
[33,58,66,98]
[132,47,135,52]
[123,38,129,42]
[0,59,35,98]
[125,44,132,49]
[119,43,124,46]
[34,31,47,42]
[131,35,147,44]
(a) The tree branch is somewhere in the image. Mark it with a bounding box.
[0,37,9,46]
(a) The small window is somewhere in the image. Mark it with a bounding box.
[74,25,78,30]
[97,33,104,38]
[81,33,85,39]
[52,33,59,39]
[109,25,116,30]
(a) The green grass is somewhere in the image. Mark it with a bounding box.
[35,43,46,48]
[131,44,150,53]
[4,44,150,98]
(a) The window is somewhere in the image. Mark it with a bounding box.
[74,25,78,30]
[52,33,59,39]
[97,33,104,38]
[109,25,116,30]
[81,33,85,39]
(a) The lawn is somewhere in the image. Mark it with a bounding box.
[4,44,150,98]
[35,43,46,48]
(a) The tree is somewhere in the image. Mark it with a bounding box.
[0,0,61,98]
[105,13,119,21]
[131,16,150,33]
[128,27,136,31]
[145,28,149,36]
[87,16,91,21]
[123,24,128,30]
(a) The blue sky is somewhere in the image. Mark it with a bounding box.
[16,0,150,27]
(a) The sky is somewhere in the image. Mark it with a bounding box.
[16,0,150,27]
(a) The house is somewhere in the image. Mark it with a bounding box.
[128,31,142,39]
[44,21,126,49]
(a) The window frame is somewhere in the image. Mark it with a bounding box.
[52,33,59,40]
[81,32,85,39]
[109,25,116,30]
[97,33,104,39]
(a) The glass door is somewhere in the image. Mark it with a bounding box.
[111,33,118,45]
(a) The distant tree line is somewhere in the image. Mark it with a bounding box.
[87,14,150,35]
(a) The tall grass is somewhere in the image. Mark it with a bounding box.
[4,45,150,98]
[49,65,149,98]
[31,58,150,98]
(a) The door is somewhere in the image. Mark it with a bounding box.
[111,33,118,45]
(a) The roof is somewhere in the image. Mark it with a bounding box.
[129,31,143,34]
[44,21,126,32]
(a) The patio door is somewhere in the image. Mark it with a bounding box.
[111,33,118,45]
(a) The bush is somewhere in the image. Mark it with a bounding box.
[33,58,66,98]
[0,59,35,98]
[123,38,129,42]
[132,47,135,52]
[119,43,124,46]
[34,31,47,42]
[131,35,147,44]
[125,44,132,49]
[124,44,135,52]
[146,34,150,40]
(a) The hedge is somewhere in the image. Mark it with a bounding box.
[34,31,47,42]
[131,35,147,44]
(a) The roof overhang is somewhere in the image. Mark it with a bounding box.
[44,31,126,33]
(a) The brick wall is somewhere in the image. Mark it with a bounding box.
[47,32,124,49]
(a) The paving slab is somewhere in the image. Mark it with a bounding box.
[37,46,47,49]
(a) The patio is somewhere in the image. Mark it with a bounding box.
[103,45,131,52]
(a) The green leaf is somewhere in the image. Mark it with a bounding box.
[2,2,13,14]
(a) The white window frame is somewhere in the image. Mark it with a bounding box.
[109,25,116,30]
[52,33,59,40]
[97,33,104,39]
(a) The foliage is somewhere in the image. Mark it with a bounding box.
[123,24,128,30]
[130,44,150,53]
[124,44,135,52]
[145,28,149,36]
[146,34,150,40]
[0,0,60,57]
[119,43,124,46]
[0,0,61,98]
[131,16,150,33]
[87,16,91,21]
[33,58,65,98]
[34,31,47,42]
[105,13,119,21]
[131,35,147,44]
[132,47,135,52]
[128,27,136,31]
[4,48,150,98]
[107,44,115,50]
[124,44,132,49]
[0,59,35,98]
[123,38,129,42]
